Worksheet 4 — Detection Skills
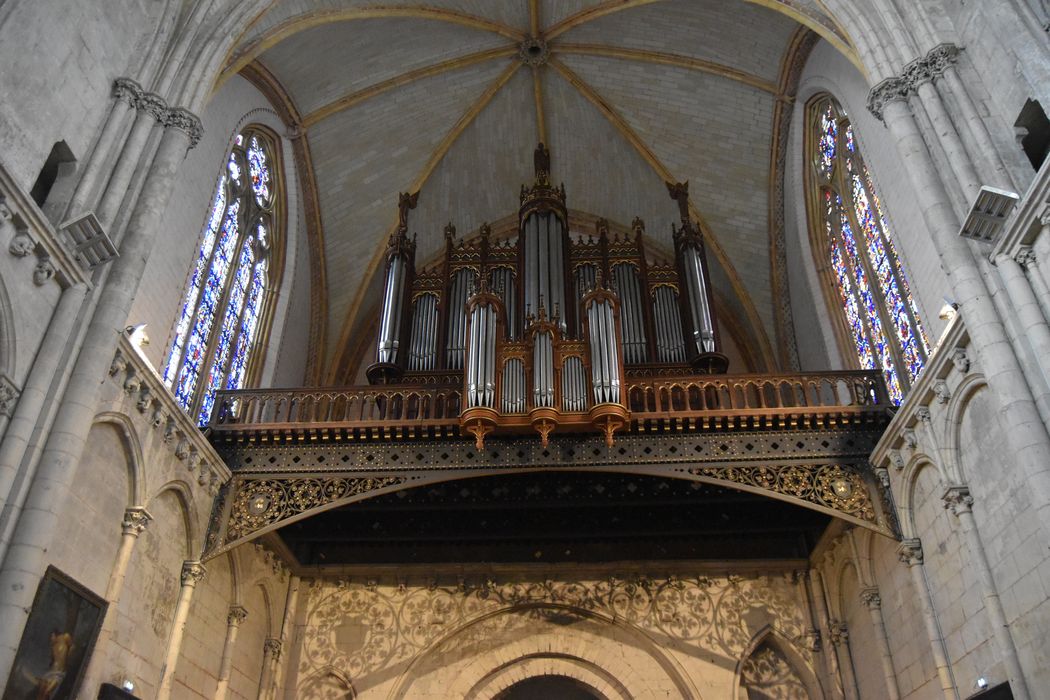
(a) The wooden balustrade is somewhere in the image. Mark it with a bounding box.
[208,370,888,436]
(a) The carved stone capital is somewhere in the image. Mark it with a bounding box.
[874,467,891,490]
[138,92,168,122]
[181,560,206,586]
[33,256,56,286]
[867,77,910,120]
[827,619,849,646]
[803,628,822,652]
[951,347,970,374]
[121,507,152,536]
[0,374,19,418]
[897,538,923,567]
[1040,203,1050,229]
[916,406,932,423]
[942,485,974,516]
[164,107,204,148]
[1015,247,1037,269]
[860,586,881,609]
[263,637,282,659]
[925,43,961,77]
[902,57,933,89]
[113,77,144,108]
[227,605,248,626]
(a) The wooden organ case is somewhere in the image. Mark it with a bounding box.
[366,145,729,449]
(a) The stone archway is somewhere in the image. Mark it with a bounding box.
[493,673,605,700]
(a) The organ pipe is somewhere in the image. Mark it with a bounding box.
[408,293,438,370]
[502,358,525,413]
[446,268,475,369]
[613,262,647,365]
[367,191,417,384]
[653,286,686,363]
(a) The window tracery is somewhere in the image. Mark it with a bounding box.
[163,128,279,425]
[806,97,929,404]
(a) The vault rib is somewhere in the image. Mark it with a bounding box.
[326,61,523,382]
[548,56,777,370]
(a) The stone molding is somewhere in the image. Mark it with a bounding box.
[867,43,962,119]
[121,506,152,536]
[0,169,90,290]
[111,77,204,147]
[181,560,206,586]
[0,373,19,417]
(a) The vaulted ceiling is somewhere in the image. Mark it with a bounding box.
[221,0,857,383]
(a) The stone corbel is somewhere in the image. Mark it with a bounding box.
[951,347,970,374]
[32,255,56,286]
[8,227,34,257]
[890,450,905,471]
[903,428,918,449]
[136,386,153,413]
[933,381,951,404]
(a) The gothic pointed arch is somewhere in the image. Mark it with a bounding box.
[735,626,821,699]
[803,94,930,405]
[162,125,285,425]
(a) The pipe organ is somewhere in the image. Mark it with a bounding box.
[368,144,727,447]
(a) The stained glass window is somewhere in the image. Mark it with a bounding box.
[808,96,929,404]
[163,127,279,425]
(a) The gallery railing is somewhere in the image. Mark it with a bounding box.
[208,369,889,438]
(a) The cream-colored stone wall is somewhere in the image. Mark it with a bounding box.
[284,571,825,699]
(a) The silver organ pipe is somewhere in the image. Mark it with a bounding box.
[573,264,597,336]
[682,246,715,353]
[408,293,438,370]
[612,262,647,364]
[561,356,587,412]
[376,255,405,364]
[501,358,525,413]
[653,286,686,363]
[445,268,475,369]
[490,267,516,340]
[532,330,555,408]
[586,297,621,405]
[465,299,498,409]
[523,212,567,333]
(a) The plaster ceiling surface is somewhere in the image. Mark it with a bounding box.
[236,0,824,379]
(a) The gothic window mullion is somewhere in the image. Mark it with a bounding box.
[826,192,878,372]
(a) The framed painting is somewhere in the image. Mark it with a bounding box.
[2,566,107,700]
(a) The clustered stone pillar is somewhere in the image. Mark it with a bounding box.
[827,620,859,700]
[897,539,957,700]
[157,560,206,700]
[995,252,1050,393]
[215,606,248,700]
[0,100,202,679]
[859,587,901,699]
[943,486,1031,699]
[808,569,851,699]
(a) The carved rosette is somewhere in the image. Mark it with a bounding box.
[226,476,405,542]
[689,463,876,522]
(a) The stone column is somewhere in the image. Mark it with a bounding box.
[96,93,169,229]
[859,587,901,699]
[995,252,1050,392]
[80,508,152,692]
[0,108,201,680]
[214,606,248,700]
[898,539,958,700]
[943,486,1031,699]
[1016,248,1050,324]
[874,88,1050,545]
[907,65,981,199]
[156,560,206,700]
[270,575,300,699]
[828,620,860,700]
[808,569,849,700]
[258,637,282,699]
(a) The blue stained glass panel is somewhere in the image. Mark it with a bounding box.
[818,104,837,179]
[163,177,227,386]
[226,259,267,393]
[173,198,241,408]
[198,238,255,425]
[247,136,271,206]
